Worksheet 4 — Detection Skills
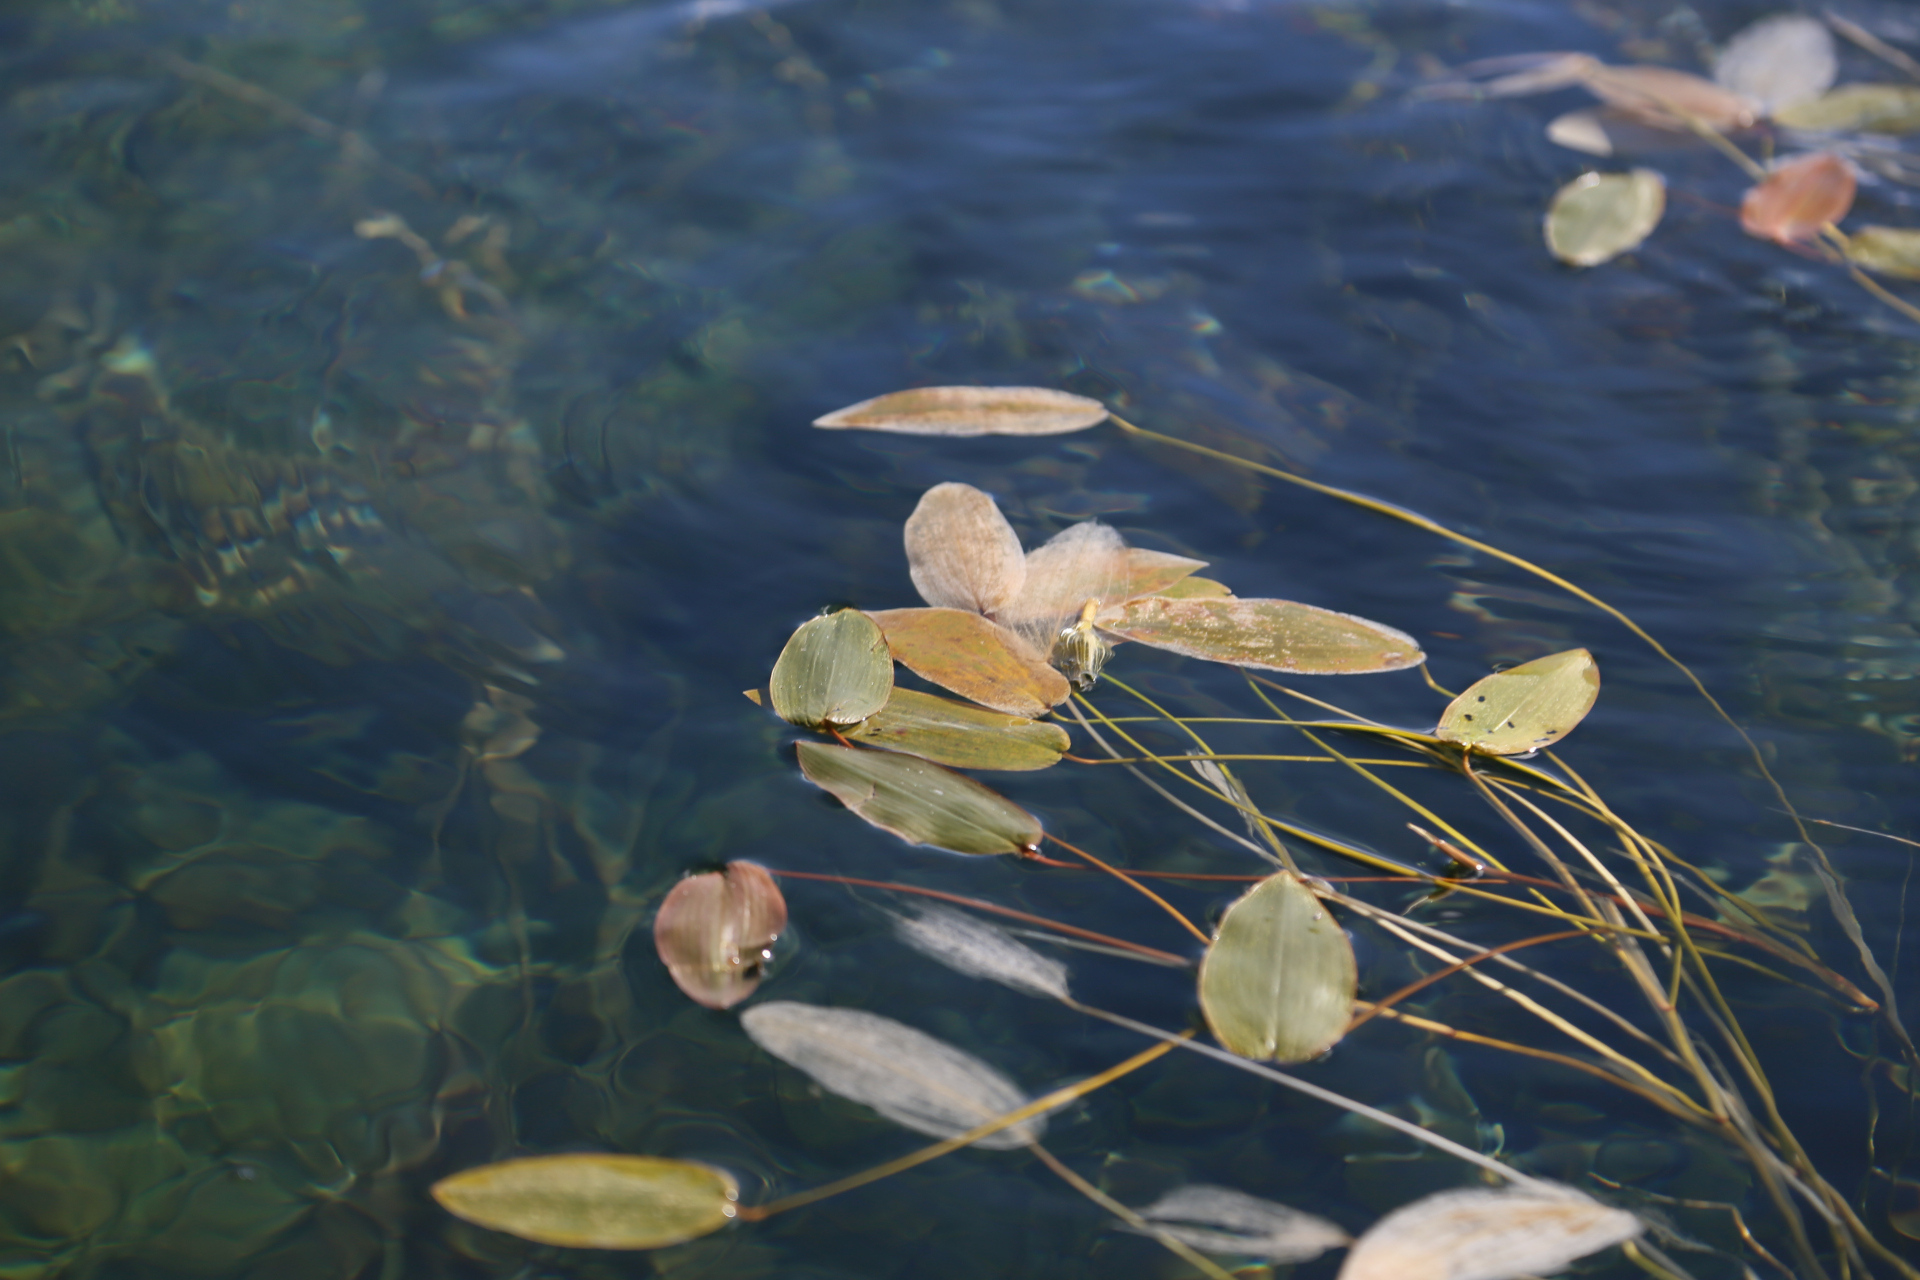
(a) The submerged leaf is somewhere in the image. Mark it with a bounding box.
[740,1001,1042,1147]
[768,610,893,729]
[1773,83,1920,133]
[904,483,1027,615]
[653,862,787,1010]
[1435,648,1600,756]
[1131,1185,1350,1263]
[1101,596,1422,674]
[1740,152,1855,244]
[1155,575,1234,600]
[431,1154,738,1250]
[894,905,1072,999]
[795,740,1043,854]
[1847,225,1920,279]
[1198,872,1356,1063]
[1714,14,1835,117]
[845,688,1070,771]
[814,386,1109,436]
[1337,1185,1640,1280]
[1544,170,1665,267]
[869,607,1069,716]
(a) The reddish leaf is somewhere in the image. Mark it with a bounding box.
[1740,152,1855,245]
[653,861,787,1009]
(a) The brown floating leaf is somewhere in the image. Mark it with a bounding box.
[845,687,1070,771]
[795,740,1043,854]
[1435,649,1600,757]
[1582,63,1758,131]
[1740,152,1855,245]
[1130,1185,1351,1263]
[432,1154,738,1250]
[767,609,893,729]
[653,862,788,1009]
[814,386,1109,436]
[1155,576,1234,600]
[904,483,1026,615]
[1100,597,1423,674]
[869,607,1069,716]
[1198,872,1356,1063]
[1847,225,1920,279]
[1337,1184,1640,1280]
[1773,84,1920,133]
[1544,170,1665,267]
[1713,14,1835,117]
[740,1001,1042,1146]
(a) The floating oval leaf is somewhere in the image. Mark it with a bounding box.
[740,1001,1042,1147]
[1155,576,1234,600]
[653,862,788,1010]
[894,905,1071,1000]
[1121,547,1210,598]
[1740,152,1855,245]
[1714,14,1835,117]
[1847,225,1920,279]
[1544,170,1665,268]
[1198,872,1356,1063]
[1101,597,1422,674]
[795,740,1042,855]
[869,607,1069,716]
[845,688,1070,771]
[768,610,893,730]
[1131,1185,1350,1263]
[904,483,1026,615]
[1337,1185,1640,1280]
[814,386,1109,436]
[1582,63,1757,131]
[1435,648,1600,756]
[1545,109,1614,156]
[431,1154,738,1250]
[1774,83,1920,133]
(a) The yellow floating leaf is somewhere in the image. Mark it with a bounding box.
[431,1154,738,1250]
[904,483,1027,615]
[1773,83,1920,133]
[845,688,1069,771]
[1337,1184,1640,1280]
[869,607,1069,716]
[1544,170,1665,268]
[1118,547,1209,601]
[1100,596,1422,674]
[1198,873,1356,1063]
[1435,648,1600,756]
[768,609,893,729]
[795,740,1043,854]
[1846,225,1920,279]
[813,386,1109,436]
[1155,576,1234,600]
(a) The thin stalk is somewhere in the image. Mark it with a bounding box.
[1345,930,1588,1033]
[1044,834,1213,946]
[1027,1144,1239,1280]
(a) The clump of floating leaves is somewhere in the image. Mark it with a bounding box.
[434,388,1907,1280]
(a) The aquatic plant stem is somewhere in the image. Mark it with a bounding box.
[1043,834,1213,946]
[1344,930,1587,1033]
[1026,1143,1240,1280]
[740,1035,1185,1220]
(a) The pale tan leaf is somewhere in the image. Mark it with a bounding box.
[1714,14,1835,116]
[1846,225,1920,279]
[740,1001,1042,1147]
[1198,872,1356,1063]
[1545,109,1614,156]
[1773,83,1920,133]
[869,607,1069,716]
[1337,1185,1640,1280]
[904,483,1027,615]
[894,905,1071,999]
[1740,152,1855,244]
[996,520,1130,648]
[814,386,1109,436]
[1544,170,1665,267]
[768,609,893,729]
[1100,596,1423,674]
[431,1154,738,1250]
[1131,1185,1351,1263]
[845,687,1070,771]
[1435,649,1600,756]
[653,862,787,1010]
[795,740,1043,855]
[1582,63,1758,131]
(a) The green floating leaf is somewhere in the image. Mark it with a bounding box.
[868,607,1069,717]
[431,1154,738,1250]
[795,740,1042,855]
[1338,1184,1640,1280]
[813,386,1109,436]
[1155,576,1234,600]
[1198,872,1356,1064]
[768,609,893,730]
[1101,597,1422,675]
[1773,83,1920,133]
[1544,170,1664,268]
[1436,648,1600,756]
[1846,225,1920,280]
[845,688,1069,771]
